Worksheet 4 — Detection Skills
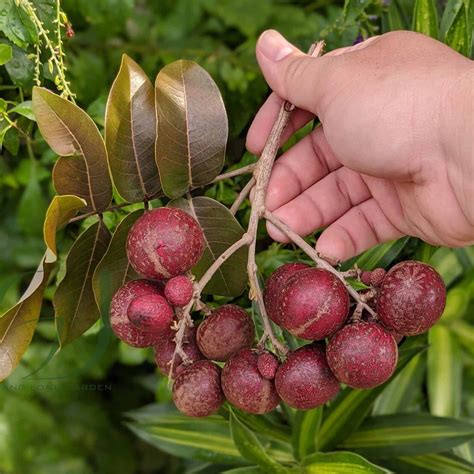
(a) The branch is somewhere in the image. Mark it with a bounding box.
[245,41,325,353]
[264,210,377,318]
[230,177,256,215]
[67,165,257,225]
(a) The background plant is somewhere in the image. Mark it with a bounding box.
[0,0,473,473]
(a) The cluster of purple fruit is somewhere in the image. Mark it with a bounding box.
[109,207,447,417]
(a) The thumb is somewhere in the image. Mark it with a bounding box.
[256,30,343,116]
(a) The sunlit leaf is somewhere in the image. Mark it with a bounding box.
[54,220,111,347]
[427,325,462,417]
[43,195,87,263]
[92,210,142,311]
[441,0,472,56]
[347,237,410,271]
[318,338,427,451]
[0,0,38,48]
[383,452,474,473]
[0,43,12,65]
[9,100,34,120]
[155,60,227,199]
[170,197,247,297]
[303,451,390,473]
[373,353,425,415]
[340,414,474,456]
[292,407,322,460]
[229,411,289,473]
[412,0,439,38]
[32,87,112,212]
[126,404,293,466]
[105,54,160,203]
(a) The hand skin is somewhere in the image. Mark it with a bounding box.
[246,30,474,262]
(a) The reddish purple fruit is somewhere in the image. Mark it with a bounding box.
[221,348,280,414]
[377,261,446,335]
[264,262,309,325]
[196,305,254,361]
[278,268,350,340]
[172,360,225,417]
[126,208,205,280]
[327,322,398,389]
[165,275,194,307]
[275,344,339,409]
[110,280,165,347]
[127,293,174,334]
[257,352,279,380]
[154,326,202,378]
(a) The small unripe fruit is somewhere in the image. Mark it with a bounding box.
[278,268,350,340]
[377,261,446,335]
[264,262,309,325]
[275,344,339,409]
[110,280,164,347]
[154,326,202,378]
[370,268,386,286]
[221,348,280,414]
[360,271,372,286]
[165,275,194,307]
[327,322,398,389]
[196,305,254,361]
[257,352,279,380]
[127,208,205,280]
[173,360,225,417]
[127,293,174,333]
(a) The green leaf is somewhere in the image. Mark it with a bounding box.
[105,55,160,203]
[0,43,12,65]
[222,467,264,474]
[430,247,464,286]
[170,197,248,297]
[4,43,33,88]
[0,0,38,48]
[343,0,373,21]
[383,452,474,473]
[351,237,410,271]
[32,87,112,213]
[412,0,439,38]
[303,451,390,473]
[373,352,425,415]
[127,404,293,466]
[440,0,472,56]
[385,0,407,31]
[155,60,227,199]
[292,407,323,460]
[427,325,462,417]
[318,338,427,451]
[43,195,87,263]
[17,160,48,236]
[3,126,19,155]
[9,100,34,120]
[92,210,142,311]
[229,411,289,474]
[340,414,474,456]
[451,320,474,357]
[54,221,111,347]
[233,409,291,444]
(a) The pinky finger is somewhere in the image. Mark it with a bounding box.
[315,199,404,262]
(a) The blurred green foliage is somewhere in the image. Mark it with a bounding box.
[0,0,473,473]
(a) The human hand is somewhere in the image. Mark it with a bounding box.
[247,30,474,262]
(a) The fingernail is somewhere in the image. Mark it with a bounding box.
[258,30,294,61]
